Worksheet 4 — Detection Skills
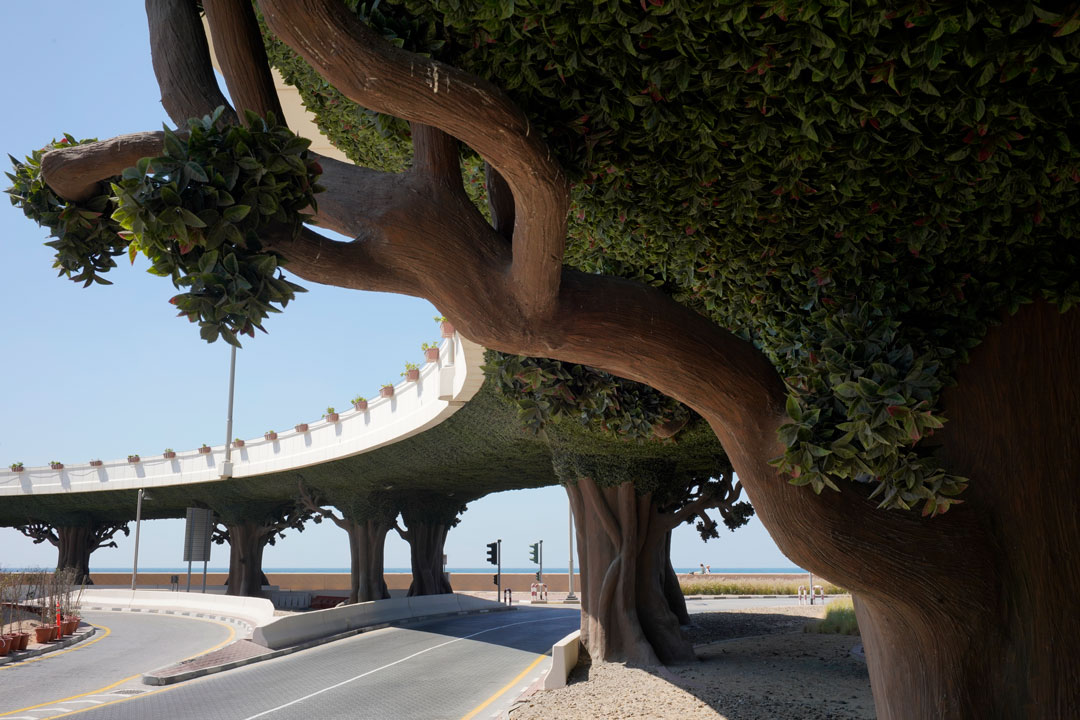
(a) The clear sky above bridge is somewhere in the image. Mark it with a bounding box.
[0,2,796,573]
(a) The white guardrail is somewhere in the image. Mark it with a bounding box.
[0,335,485,497]
[79,588,276,631]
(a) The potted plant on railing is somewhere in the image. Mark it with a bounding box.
[9,462,23,472]
[264,430,278,441]
[162,448,176,459]
[422,341,440,363]
[402,363,420,382]
[295,422,309,433]
[233,438,245,448]
[351,396,368,412]
[379,384,395,399]
[89,459,103,467]
[323,407,340,423]
[198,444,212,454]
[435,315,455,338]
[127,454,140,464]
[49,461,64,470]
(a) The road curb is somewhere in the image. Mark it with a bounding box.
[81,604,255,635]
[142,603,515,685]
[0,625,97,665]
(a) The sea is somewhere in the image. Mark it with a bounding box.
[95,566,808,574]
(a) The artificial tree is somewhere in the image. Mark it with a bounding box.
[15,519,129,585]
[7,2,1079,717]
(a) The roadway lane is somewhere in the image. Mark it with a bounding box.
[63,606,581,720]
[0,611,234,717]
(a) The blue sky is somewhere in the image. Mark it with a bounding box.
[0,2,797,573]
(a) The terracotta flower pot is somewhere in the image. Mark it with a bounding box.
[0,637,10,657]
[34,625,54,643]
[127,455,140,463]
[163,451,176,459]
[62,620,77,635]
[16,632,30,651]
[233,439,245,448]
[424,347,440,362]
[50,463,64,470]
[440,321,455,338]
[353,401,368,412]
[265,432,277,441]
[324,412,340,422]
[199,446,212,454]
[405,368,420,382]
[380,387,394,398]
[295,423,309,433]
[89,460,103,467]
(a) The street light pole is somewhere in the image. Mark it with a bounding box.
[566,502,577,601]
[222,344,237,478]
[131,488,145,591]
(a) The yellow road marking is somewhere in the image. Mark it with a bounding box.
[0,615,236,719]
[460,653,547,720]
[0,623,112,673]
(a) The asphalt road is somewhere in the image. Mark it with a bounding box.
[0,611,235,718]
[11,606,579,720]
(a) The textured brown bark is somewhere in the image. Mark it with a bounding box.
[345,516,392,604]
[203,0,283,119]
[566,479,696,666]
[398,518,452,597]
[145,0,237,126]
[224,521,271,597]
[16,521,127,585]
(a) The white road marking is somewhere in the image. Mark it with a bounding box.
[242,616,570,720]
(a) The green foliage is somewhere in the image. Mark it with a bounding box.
[7,108,321,347]
[805,597,861,635]
[681,576,846,597]
[111,108,319,346]
[271,0,1080,514]
[483,351,688,439]
[6,135,124,287]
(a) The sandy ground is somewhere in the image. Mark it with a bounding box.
[510,606,875,720]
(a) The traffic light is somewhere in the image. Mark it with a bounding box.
[535,571,541,582]
[529,542,540,564]
[493,574,499,586]
[486,541,499,565]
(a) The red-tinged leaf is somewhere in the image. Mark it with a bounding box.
[128,244,138,265]
[179,242,194,255]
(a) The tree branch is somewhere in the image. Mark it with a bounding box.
[579,477,622,547]
[296,481,347,530]
[484,163,514,242]
[259,0,569,319]
[40,132,166,203]
[146,0,236,126]
[203,0,284,119]
[410,124,462,187]
[16,523,59,547]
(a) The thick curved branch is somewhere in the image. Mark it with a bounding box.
[146,0,236,126]
[89,523,130,552]
[484,163,515,242]
[40,132,166,203]
[296,481,347,530]
[204,0,284,119]
[411,124,462,186]
[259,0,568,318]
[16,523,59,547]
[579,477,622,547]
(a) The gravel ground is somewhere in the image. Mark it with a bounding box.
[510,606,875,720]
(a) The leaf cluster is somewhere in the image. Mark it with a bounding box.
[483,351,688,440]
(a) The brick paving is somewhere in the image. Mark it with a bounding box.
[143,639,271,680]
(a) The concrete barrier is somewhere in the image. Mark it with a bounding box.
[80,588,275,629]
[543,630,581,690]
[252,593,505,650]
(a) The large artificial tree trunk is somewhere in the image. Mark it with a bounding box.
[346,516,392,603]
[401,519,452,597]
[724,304,1080,719]
[566,478,696,666]
[224,521,270,597]
[55,526,95,585]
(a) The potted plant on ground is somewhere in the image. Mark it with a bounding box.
[323,407,340,422]
[295,422,309,433]
[198,444,212,454]
[351,396,368,412]
[402,363,420,382]
[422,341,440,362]
[435,315,455,338]
[264,430,278,441]
[233,438,245,448]
[379,384,395,398]
[89,459,103,467]
[49,461,64,470]
[162,449,176,459]
[9,462,23,472]
[127,454,140,464]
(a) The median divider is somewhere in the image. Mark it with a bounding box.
[542,630,581,690]
[252,593,507,650]
[80,588,275,633]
